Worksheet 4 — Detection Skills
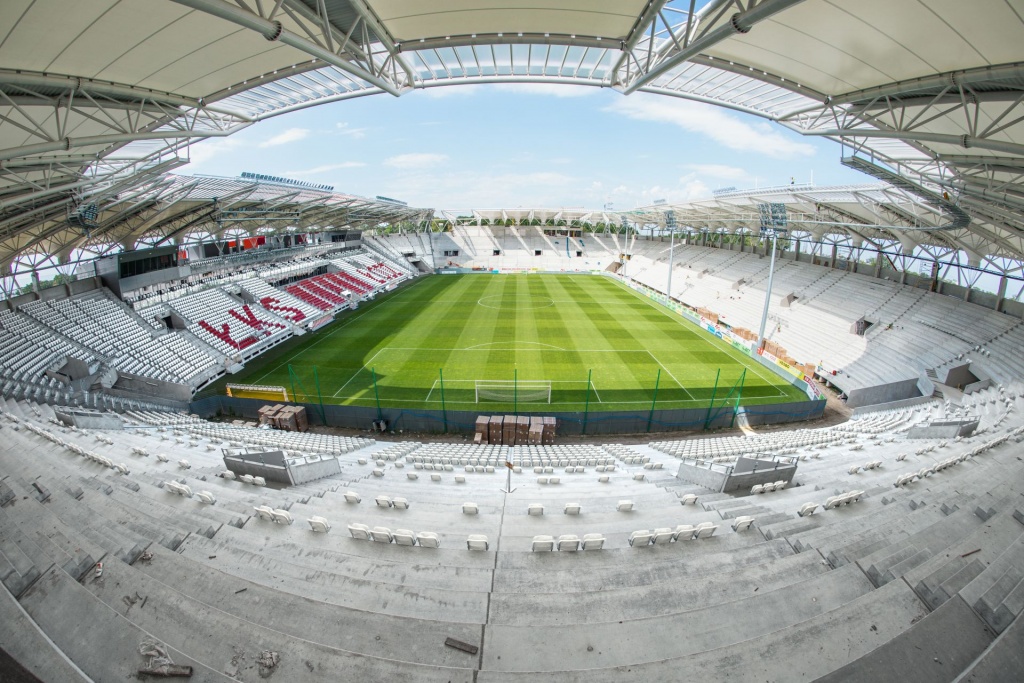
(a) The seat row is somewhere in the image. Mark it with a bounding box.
[253,505,294,525]
[347,523,440,547]
[751,480,788,494]
[530,534,605,551]
[628,522,720,546]
[823,491,865,508]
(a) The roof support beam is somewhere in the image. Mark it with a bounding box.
[342,0,416,85]
[610,0,675,80]
[623,0,807,94]
[803,128,1024,158]
[830,62,1024,106]
[170,0,403,96]
[935,155,1024,170]
[0,125,250,162]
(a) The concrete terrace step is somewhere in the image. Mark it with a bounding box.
[953,602,1024,682]
[482,562,873,671]
[0,501,99,581]
[814,596,993,683]
[0,583,91,683]
[18,565,235,683]
[492,539,796,593]
[76,540,479,683]
[181,526,496,592]
[130,543,482,668]
[175,533,491,623]
[907,510,1024,610]
[487,550,828,626]
[786,499,929,555]
[859,506,995,586]
[476,579,929,683]
[959,532,1024,624]
[28,485,154,562]
[974,563,1024,634]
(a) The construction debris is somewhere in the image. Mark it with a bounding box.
[138,639,192,678]
[257,650,280,678]
[444,637,479,655]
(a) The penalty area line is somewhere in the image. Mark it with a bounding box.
[331,347,385,398]
[424,378,438,403]
[647,351,695,401]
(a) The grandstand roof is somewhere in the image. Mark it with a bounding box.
[2,0,1023,274]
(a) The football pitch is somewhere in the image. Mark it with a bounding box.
[206,274,807,412]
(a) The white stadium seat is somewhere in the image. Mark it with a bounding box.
[557,535,581,551]
[732,516,755,532]
[628,530,653,547]
[467,535,489,551]
[307,516,331,533]
[348,523,371,541]
[531,535,555,552]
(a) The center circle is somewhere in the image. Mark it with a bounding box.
[477,295,554,310]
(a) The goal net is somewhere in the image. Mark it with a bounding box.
[475,380,551,403]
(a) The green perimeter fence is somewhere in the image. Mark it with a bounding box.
[190,392,825,437]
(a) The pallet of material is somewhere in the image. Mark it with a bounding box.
[488,415,504,444]
[502,415,518,446]
[528,424,543,445]
[516,415,530,440]
[292,405,309,432]
[475,416,489,440]
[542,416,556,445]
[274,405,308,432]
[258,404,283,425]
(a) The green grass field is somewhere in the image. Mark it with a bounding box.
[203,274,807,412]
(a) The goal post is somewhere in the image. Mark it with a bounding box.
[475,380,552,403]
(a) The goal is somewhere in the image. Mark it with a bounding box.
[475,380,551,403]
[226,384,289,402]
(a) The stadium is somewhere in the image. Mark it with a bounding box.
[0,1,1023,681]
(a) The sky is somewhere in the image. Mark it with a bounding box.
[183,82,868,213]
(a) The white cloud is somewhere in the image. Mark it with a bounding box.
[258,128,310,148]
[383,153,449,169]
[377,169,578,210]
[492,83,594,98]
[685,163,750,182]
[286,162,366,176]
[336,122,368,139]
[184,137,242,170]
[606,94,815,159]
[583,175,712,210]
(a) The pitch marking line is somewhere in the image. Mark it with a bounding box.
[331,348,385,398]
[477,295,555,310]
[463,341,567,351]
[251,278,427,385]
[646,351,695,401]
